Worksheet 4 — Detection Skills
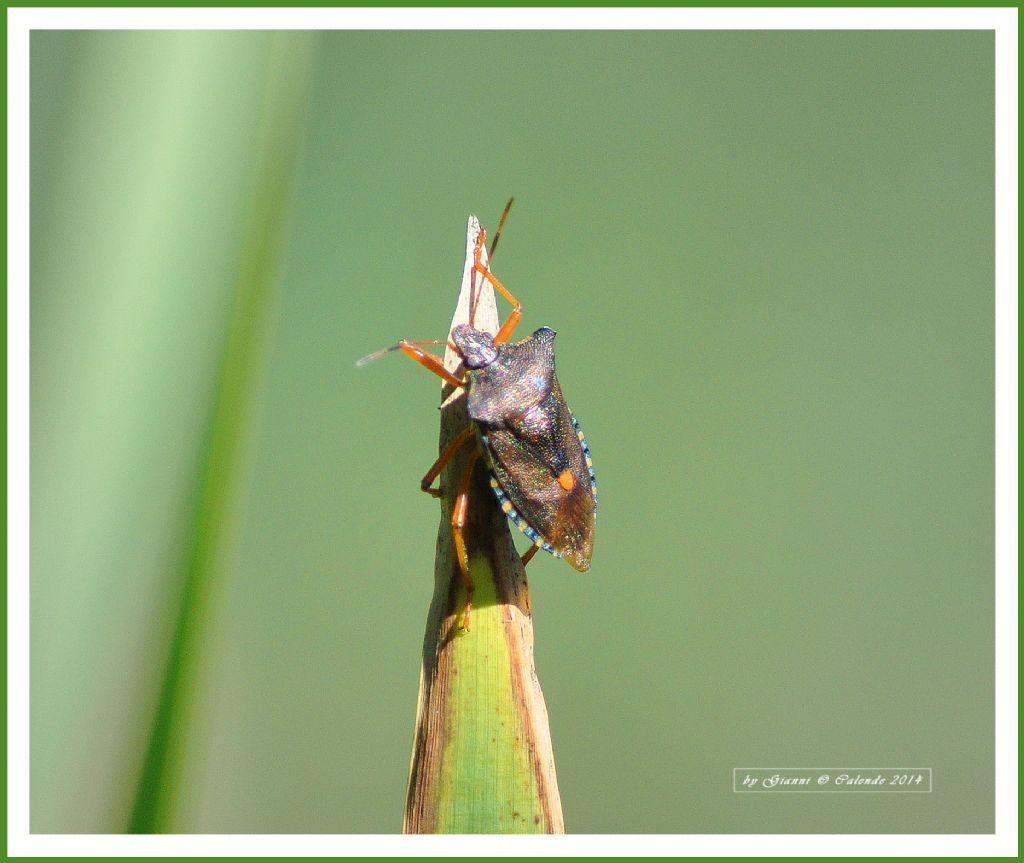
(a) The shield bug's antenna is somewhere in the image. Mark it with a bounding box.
[488,197,514,261]
[356,339,453,368]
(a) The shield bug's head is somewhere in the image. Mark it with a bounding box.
[451,324,499,369]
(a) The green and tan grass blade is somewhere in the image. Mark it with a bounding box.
[403,217,564,834]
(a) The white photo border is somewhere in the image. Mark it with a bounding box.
[8,6,1018,858]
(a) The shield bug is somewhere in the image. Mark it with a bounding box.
[358,200,596,629]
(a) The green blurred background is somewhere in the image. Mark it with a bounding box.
[30,30,994,833]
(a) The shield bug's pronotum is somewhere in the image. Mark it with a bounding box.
[359,200,597,629]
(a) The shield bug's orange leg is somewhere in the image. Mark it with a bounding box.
[452,448,481,630]
[520,544,540,567]
[473,231,523,345]
[468,198,514,329]
[420,426,475,499]
[398,340,467,389]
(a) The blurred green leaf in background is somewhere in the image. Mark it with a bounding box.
[31,30,994,834]
[32,30,317,832]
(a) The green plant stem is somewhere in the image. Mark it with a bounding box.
[403,216,564,834]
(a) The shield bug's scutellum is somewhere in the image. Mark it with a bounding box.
[359,200,597,629]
